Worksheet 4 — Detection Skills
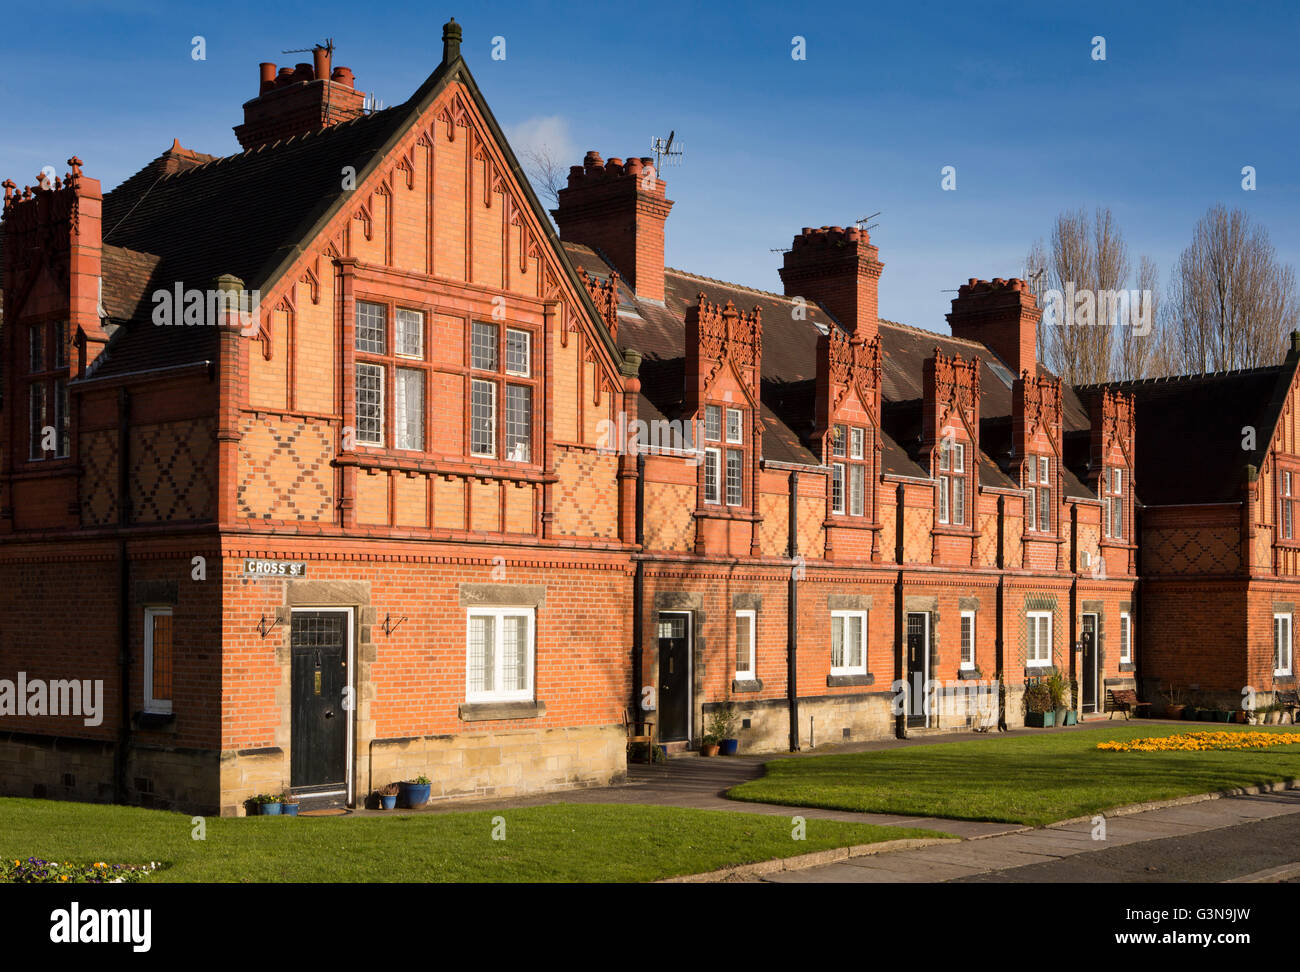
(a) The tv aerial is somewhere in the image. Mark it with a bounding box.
[650,131,685,172]
[855,211,881,232]
[282,37,334,56]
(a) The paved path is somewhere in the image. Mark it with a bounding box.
[764,787,1300,883]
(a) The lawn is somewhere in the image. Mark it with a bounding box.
[727,724,1300,828]
[0,799,941,883]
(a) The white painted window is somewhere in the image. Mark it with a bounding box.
[960,610,975,670]
[1120,611,1132,664]
[725,408,743,444]
[395,307,424,359]
[703,448,721,505]
[831,463,845,514]
[1284,472,1294,541]
[726,449,744,506]
[938,473,950,524]
[849,465,865,517]
[831,425,847,458]
[466,608,535,702]
[355,363,384,446]
[471,320,498,370]
[1026,610,1052,667]
[470,378,496,456]
[505,384,531,462]
[850,427,865,460]
[505,327,531,377]
[394,368,425,451]
[144,607,174,714]
[735,610,756,680]
[704,405,721,441]
[1275,613,1293,676]
[1039,455,1050,485]
[830,610,868,674]
[1027,486,1037,532]
[355,300,387,354]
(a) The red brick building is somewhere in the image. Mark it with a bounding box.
[0,22,1289,815]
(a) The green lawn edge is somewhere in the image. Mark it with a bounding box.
[726,724,1300,828]
[0,800,946,883]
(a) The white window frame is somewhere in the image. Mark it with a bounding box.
[937,474,950,524]
[704,405,721,442]
[850,427,865,460]
[1119,611,1132,664]
[831,462,845,515]
[960,610,976,670]
[830,610,868,675]
[1026,610,1053,668]
[355,362,385,446]
[394,367,424,451]
[703,448,721,505]
[465,607,536,703]
[849,463,865,517]
[504,327,531,377]
[1275,612,1293,676]
[725,448,744,507]
[831,425,847,458]
[470,378,497,457]
[725,408,743,444]
[143,606,174,715]
[395,307,424,360]
[1027,485,1037,532]
[734,610,756,680]
[1284,472,1294,541]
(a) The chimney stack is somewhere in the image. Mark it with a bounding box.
[779,225,883,341]
[553,151,674,303]
[946,277,1040,379]
[234,46,365,151]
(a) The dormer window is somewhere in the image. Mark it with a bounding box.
[937,438,966,526]
[27,322,70,461]
[466,319,535,462]
[1027,454,1051,532]
[701,404,747,508]
[830,423,873,519]
[1104,466,1126,541]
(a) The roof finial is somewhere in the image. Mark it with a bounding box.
[442,17,462,65]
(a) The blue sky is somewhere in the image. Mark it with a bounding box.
[2,0,1296,331]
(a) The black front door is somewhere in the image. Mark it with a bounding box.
[906,612,929,728]
[657,613,690,742]
[1081,614,1098,713]
[291,611,349,795]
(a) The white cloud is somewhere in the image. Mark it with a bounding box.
[505,115,577,168]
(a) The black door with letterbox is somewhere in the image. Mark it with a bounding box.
[658,613,690,742]
[906,612,929,728]
[1081,614,1098,713]
[290,611,349,794]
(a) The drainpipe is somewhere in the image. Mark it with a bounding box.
[996,494,1007,731]
[1133,501,1144,700]
[894,483,906,739]
[1069,502,1079,706]
[113,387,132,804]
[631,452,645,724]
[786,470,800,751]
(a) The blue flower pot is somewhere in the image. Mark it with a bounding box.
[282,802,299,816]
[261,802,282,816]
[719,738,739,756]
[380,794,397,810]
[400,782,431,808]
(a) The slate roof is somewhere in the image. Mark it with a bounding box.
[1082,364,1296,505]
[568,242,1099,495]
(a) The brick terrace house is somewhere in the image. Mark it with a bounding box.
[0,21,1293,815]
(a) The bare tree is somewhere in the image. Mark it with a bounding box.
[1165,204,1299,373]
[1115,255,1160,380]
[1024,237,1049,364]
[520,145,568,209]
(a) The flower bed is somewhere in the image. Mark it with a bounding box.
[1097,730,1300,753]
[1,858,162,884]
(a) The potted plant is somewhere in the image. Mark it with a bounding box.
[377,783,399,811]
[710,704,739,755]
[698,733,720,757]
[1023,682,1054,728]
[280,790,300,816]
[1160,684,1186,720]
[254,792,282,816]
[1046,670,1069,726]
[399,774,432,808]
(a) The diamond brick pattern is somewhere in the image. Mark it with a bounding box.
[237,416,333,521]
[130,419,215,522]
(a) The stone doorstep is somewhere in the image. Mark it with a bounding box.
[656,837,959,883]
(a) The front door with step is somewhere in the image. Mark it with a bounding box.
[290,609,352,806]
[657,612,691,742]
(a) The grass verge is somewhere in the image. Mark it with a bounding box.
[0,800,942,882]
[727,724,1300,827]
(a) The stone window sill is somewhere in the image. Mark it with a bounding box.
[1118,662,1135,673]
[732,678,763,693]
[957,669,982,680]
[827,673,874,688]
[458,700,546,722]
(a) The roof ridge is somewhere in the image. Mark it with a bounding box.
[1077,363,1286,389]
[878,317,983,348]
[665,266,797,304]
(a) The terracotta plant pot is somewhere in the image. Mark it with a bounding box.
[1165,704,1186,719]
[699,743,720,757]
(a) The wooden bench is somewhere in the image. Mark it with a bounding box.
[1105,689,1152,720]
[623,708,656,762]
[1277,690,1300,717]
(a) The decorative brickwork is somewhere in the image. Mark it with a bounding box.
[237,415,334,521]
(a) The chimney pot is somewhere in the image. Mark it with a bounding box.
[779,222,883,340]
[259,62,277,94]
[313,45,331,82]
[331,66,354,87]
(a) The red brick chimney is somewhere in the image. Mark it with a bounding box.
[553,152,674,302]
[234,45,366,151]
[946,277,1040,379]
[778,226,883,341]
